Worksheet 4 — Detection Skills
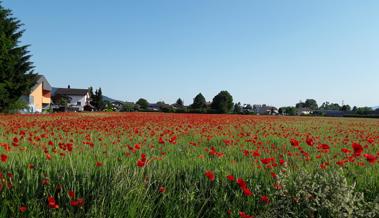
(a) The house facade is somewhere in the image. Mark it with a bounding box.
[296,107,313,115]
[53,86,90,111]
[22,75,52,113]
[253,104,278,115]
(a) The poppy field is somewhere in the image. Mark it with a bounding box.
[0,113,378,217]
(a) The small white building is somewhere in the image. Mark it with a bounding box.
[53,86,90,111]
[296,107,313,115]
[253,104,278,115]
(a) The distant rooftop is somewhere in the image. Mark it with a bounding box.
[53,86,88,96]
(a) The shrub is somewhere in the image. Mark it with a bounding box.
[265,169,379,218]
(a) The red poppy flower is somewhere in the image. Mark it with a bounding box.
[159,186,166,193]
[239,211,254,218]
[352,143,363,156]
[169,136,177,144]
[290,139,299,147]
[341,148,351,154]
[140,153,146,162]
[134,144,141,150]
[48,196,59,209]
[204,170,215,182]
[158,137,165,144]
[45,153,52,160]
[242,187,253,196]
[68,190,75,199]
[317,144,330,150]
[226,175,235,181]
[364,154,377,164]
[77,198,85,206]
[252,150,260,157]
[260,195,270,204]
[306,137,314,146]
[237,178,247,189]
[96,161,103,167]
[271,172,277,179]
[137,159,146,167]
[13,137,19,144]
[19,205,28,213]
[42,178,49,186]
[1,154,8,163]
[70,198,85,207]
[260,158,274,165]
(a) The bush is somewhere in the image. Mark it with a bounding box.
[265,169,379,218]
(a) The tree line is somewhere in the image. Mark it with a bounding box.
[279,99,377,116]
[121,91,238,114]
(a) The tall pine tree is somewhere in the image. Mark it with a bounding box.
[0,2,37,112]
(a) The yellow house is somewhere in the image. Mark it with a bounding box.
[26,75,52,112]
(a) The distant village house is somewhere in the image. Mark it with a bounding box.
[21,75,52,113]
[253,104,278,115]
[52,85,92,112]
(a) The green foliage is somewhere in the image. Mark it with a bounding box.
[320,102,341,111]
[279,106,296,116]
[295,102,305,108]
[268,169,379,218]
[156,101,174,113]
[136,98,149,110]
[304,99,318,110]
[121,102,135,112]
[356,107,373,115]
[103,100,115,112]
[0,3,37,113]
[175,98,184,108]
[52,94,71,107]
[211,91,233,114]
[1,99,28,113]
[90,88,105,111]
[233,102,242,114]
[296,99,318,110]
[341,104,351,111]
[191,93,207,111]
[0,114,378,217]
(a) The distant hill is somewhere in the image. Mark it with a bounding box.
[103,96,123,103]
[373,106,379,110]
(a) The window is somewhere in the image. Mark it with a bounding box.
[77,101,81,106]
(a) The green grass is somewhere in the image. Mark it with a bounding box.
[0,113,378,217]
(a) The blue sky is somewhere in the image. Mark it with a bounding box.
[4,0,379,107]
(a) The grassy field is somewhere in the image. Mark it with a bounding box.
[0,113,378,217]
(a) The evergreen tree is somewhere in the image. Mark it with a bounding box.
[97,87,104,110]
[88,87,94,99]
[90,87,104,111]
[211,91,234,114]
[233,102,242,114]
[175,98,184,107]
[191,93,207,110]
[0,3,37,112]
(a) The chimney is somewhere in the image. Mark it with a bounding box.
[68,85,71,89]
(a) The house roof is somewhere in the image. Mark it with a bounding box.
[31,75,52,92]
[54,88,88,96]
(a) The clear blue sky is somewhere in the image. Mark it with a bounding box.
[4,0,379,107]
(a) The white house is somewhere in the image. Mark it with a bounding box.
[53,86,90,111]
[296,107,313,115]
[253,104,278,115]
